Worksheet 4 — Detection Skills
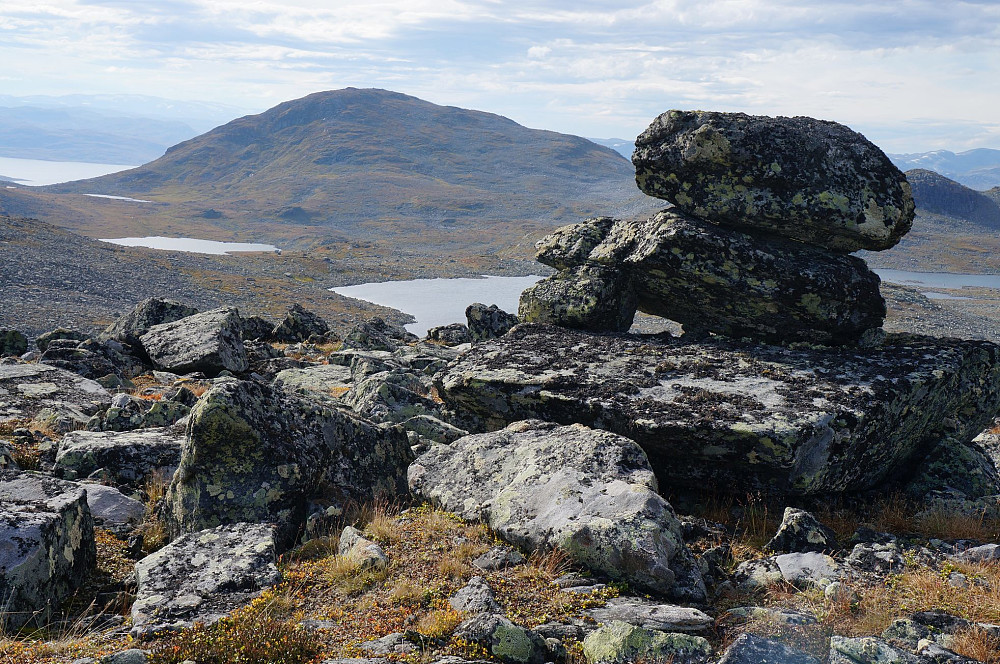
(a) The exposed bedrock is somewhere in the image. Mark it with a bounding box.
[521,211,885,343]
[435,324,1000,496]
[632,110,914,252]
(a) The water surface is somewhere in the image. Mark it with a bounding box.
[101,236,279,255]
[0,156,137,186]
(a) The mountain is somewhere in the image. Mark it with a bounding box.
[890,148,1000,190]
[588,137,635,159]
[36,89,658,269]
[905,169,1000,228]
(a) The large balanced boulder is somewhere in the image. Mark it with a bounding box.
[55,427,184,487]
[632,110,914,252]
[140,307,248,376]
[130,522,281,638]
[521,211,885,343]
[408,419,697,596]
[0,362,110,425]
[165,378,412,547]
[436,324,1000,496]
[0,471,97,631]
[100,297,199,349]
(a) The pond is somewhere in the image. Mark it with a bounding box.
[330,275,544,335]
[100,236,280,255]
[873,268,1000,301]
[0,156,137,186]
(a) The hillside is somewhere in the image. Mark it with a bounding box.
[905,168,1000,228]
[889,148,1000,190]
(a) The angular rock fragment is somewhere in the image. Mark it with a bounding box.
[466,303,519,341]
[585,597,712,633]
[140,307,248,376]
[0,471,97,631]
[130,522,281,638]
[101,297,199,349]
[271,304,333,343]
[632,110,914,252]
[449,576,502,614]
[717,634,821,664]
[55,427,183,487]
[427,323,472,346]
[436,324,1000,496]
[454,613,548,664]
[0,362,110,424]
[829,636,918,664]
[0,329,28,357]
[765,507,839,553]
[409,419,697,596]
[338,526,388,570]
[518,265,637,333]
[582,621,711,664]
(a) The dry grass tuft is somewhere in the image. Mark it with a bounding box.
[413,608,464,639]
[952,625,1000,664]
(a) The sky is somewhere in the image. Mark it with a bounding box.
[1,0,999,153]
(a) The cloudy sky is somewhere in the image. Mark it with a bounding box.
[2,0,999,152]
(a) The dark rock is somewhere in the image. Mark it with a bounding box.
[241,315,276,342]
[36,327,90,352]
[409,419,698,597]
[902,435,1000,500]
[916,642,979,663]
[449,576,502,614]
[0,329,28,357]
[427,323,472,346]
[717,634,821,664]
[0,363,110,426]
[341,317,417,351]
[401,414,469,445]
[524,211,885,344]
[846,542,906,576]
[632,110,914,252]
[141,307,248,376]
[39,339,117,379]
[100,297,199,349]
[130,522,281,638]
[466,303,519,341]
[436,324,1000,496]
[473,545,526,571]
[271,304,333,343]
[165,378,412,548]
[55,427,183,488]
[765,507,840,553]
[0,470,97,631]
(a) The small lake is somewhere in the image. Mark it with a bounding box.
[331,275,544,335]
[0,156,137,186]
[874,269,1000,299]
[101,236,279,255]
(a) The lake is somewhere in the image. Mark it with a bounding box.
[101,236,279,255]
[0,156,137,186]
[330,275,544,335]
[873,269,1000,291]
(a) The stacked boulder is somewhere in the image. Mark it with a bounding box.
[519,110,914,345]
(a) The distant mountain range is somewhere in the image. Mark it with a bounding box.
[889,149,1000,190]
[904,169,1000,227]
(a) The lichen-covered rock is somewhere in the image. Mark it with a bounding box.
[0,362,110,424]
[901,435,1000,500]
[765,507,840,553]
[585,597,712,633]
[140,307,248,376]
[427,323,473,346]
[55,427,183,488]
[449,576,502,614]
[518,265,637,333]
[341,370,440,424]
[527,212,885,344]
[408,420,697,596]
[165,378,412,547]
[100,297,199,349]
[271,304,334,343]
[130,522,281,638]
[273,363,354,406]
[338,526,388,570]
[454,613,548,664]
[0,470,97,631]
[466,303,519,341]
[436,324,1000,496]
[0,329,28,357]
[36,327,90,352]
[829,636,919,663]
[736,552,842,590]
[632,110,914,252]
[341,317,417,351]
[39,339,118,380]
[401,414,469,445]
[717,634,821,664]
[582,621,711,664]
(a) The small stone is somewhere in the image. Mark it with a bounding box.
[765,507,839,553]
[338,526,388,570]
[585,596,712,633]
[825,581,858,604]
[449,576,502,614]
[829,636,919,664]
[473,545,526,571]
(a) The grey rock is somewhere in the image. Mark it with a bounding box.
[726,606,818,625]
[99,650,149,664]
[271,304,333,343]
[81,483,145,532]
[401,415,469,445]
[466,303,519,341]
[338,525,388,570]
[427,323,473,346]
[55,427,183,488]
[36,327,90,352]
[436,324,1000,496]
[357,632,416,656]
[165,378,412,548]
[409,420,697,597]
[39,338,119,380]
[717,634,821,664]
[765,507,840,553]
[955,543,1000,563]
[141,307,248,376]
[449,576,502,614]
[736,552,841,589]
[903,435,1000,500]
[273,363,354,405]
[0,470,97,631]
[524,211,885,344]
[100,297,199,349]
[454,613,548,664]
[131,522,281,638]
[0,362,110,425]
[632,109,914,252]
[847,542,906,576]
[341,317,417,351]
[585,596,712,633]
[882,618,933,649]
[829,636,919,663]
[582,620,711,664]
[0,329,28,357]
[473,545,526,571]
[825,581,858,604]
[916,642,979,663]
[341,370,440,424]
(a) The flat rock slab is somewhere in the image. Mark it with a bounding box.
[140,307,248,376]
[409,419,695,596]
[273,364,354,404]
[585,597,712,633]
[0,470,97,631]
[55,427,183,487]
[437,324,1000,496]
[130,522,281,638]
[0,363,110,423]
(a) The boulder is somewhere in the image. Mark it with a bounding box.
[436,324,1000,496]
[341,371,441,424]
[523,212,885,344]
[81,483,145,533]
[0,471,97,631]
[341,317,417,351]
[901,435,1000,500]
[409,420,698,597]
[0,362,110,425]
[584,597,712,633]
[466,303,519,341]
[271,304,333,343]
[338,525,388,570]
[130,522,281,638]
[165,378,412,547]
[140,307,248,376]
[35,327,90,352]
[273,363,354,405]
[0,329,27,357]
[55,427,183,487]
[427,323,473,346]
[39,339,118,380]
[765,507,840,553]
[717,634,820,664]
[100,297,199,349]
[736,552,842,590]
[241,315,276,342]
[829,636,918,663]
[581,621,711,664]
[454,613,548,664]
[632,110,914,252]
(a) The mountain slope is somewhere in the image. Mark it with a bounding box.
[905,168,1000,228]
[890,148,1000,190]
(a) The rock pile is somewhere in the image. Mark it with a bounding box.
[519,110,914,345]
